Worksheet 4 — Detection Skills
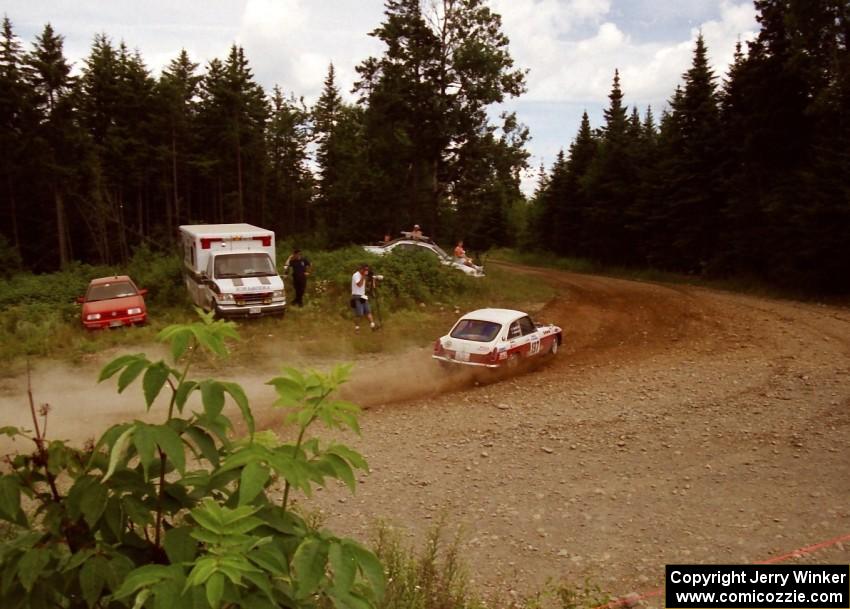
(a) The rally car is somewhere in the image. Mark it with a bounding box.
[433,308,562,368]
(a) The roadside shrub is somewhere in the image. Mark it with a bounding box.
[125,244,185,308]
[0,235,23,278]
[301,246,471,312]
[0,311,385,608]
[0,263,102,309]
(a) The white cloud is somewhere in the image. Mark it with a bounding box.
[495,0,757,107]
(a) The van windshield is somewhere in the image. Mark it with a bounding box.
[214,253,276,278]
[450,319,502,342]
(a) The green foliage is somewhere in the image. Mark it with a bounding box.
[0,312,385,609]
[289,245,471,312]
[124,244,185,308]
[0,236,23,278]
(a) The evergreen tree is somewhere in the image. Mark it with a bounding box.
[563,111,597,256]
[158,49,200,229]
[267,87,313,238]
[653,34,723,272]
[453,111,529,248]
[582,69,637,264]
[196,46,268,223]
[26,23,79,268]
[0,17,28,256]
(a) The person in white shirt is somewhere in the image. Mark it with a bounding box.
[350,264,376,331]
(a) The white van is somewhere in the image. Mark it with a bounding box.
[179,224,286,317]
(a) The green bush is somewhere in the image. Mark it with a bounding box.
[124,244,185,308]
[0,235,23,278]
[300,246,471,312]
[0,312,385,608]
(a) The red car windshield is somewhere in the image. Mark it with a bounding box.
[86,282,137,301]
[450,319,502,342]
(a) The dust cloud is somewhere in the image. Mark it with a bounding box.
[0,346,486,455]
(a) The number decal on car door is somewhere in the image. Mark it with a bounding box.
[529,336,541,355]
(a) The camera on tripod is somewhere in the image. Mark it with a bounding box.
[364,266,384,283]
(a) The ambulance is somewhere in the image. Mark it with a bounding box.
[179,224,286,317]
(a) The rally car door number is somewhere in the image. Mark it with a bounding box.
[529,335,541,355]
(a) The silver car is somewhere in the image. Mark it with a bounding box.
[363,238,485,277]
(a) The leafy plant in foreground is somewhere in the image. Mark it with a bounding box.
[0,310,384,608]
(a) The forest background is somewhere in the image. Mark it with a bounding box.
[0,0,848,294]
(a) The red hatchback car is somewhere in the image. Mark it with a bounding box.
[78,276,148,330]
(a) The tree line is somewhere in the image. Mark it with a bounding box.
[0,0,528,273]
[2,0,848,294]
[529,0,850,294]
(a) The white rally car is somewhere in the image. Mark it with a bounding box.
[433,308,562,368]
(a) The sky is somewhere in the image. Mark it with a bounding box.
[4,0,759,195]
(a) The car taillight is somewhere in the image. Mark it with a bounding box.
[433,339,444,354]
[86,313,101,321]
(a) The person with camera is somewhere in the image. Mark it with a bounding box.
[351,263,376,331]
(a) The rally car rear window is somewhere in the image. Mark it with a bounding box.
[450,319,502,342]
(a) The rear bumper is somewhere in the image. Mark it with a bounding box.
[83,314,147,330]
[432,354,499,368]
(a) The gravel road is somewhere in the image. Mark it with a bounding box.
[305,264,850,602]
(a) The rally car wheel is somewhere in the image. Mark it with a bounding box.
[506,353,520,369]
[549,337,559,355]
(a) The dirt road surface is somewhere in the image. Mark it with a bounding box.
[2,263,849,602]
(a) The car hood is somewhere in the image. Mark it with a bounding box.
[83,295,145,314]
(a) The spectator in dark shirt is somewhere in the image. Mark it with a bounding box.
[284,249,311,307]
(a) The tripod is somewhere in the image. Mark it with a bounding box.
[368,277,383,330]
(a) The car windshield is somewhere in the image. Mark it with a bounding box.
[450,319,502,342]
[430,245,451,260]
[214,253,276,278]
[86,281,137,301]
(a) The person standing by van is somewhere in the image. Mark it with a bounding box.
[284,248,311,306]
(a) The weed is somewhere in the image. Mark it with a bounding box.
[372,520,485,609]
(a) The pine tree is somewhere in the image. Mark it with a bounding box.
[26,23,79,268]
[582,70,637,264]
[0,17,29,256]
[563,111,598,256]
[665,33,722,272]
[158,49,200,229]
[196,47,268,223]
[267,87,313,237]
